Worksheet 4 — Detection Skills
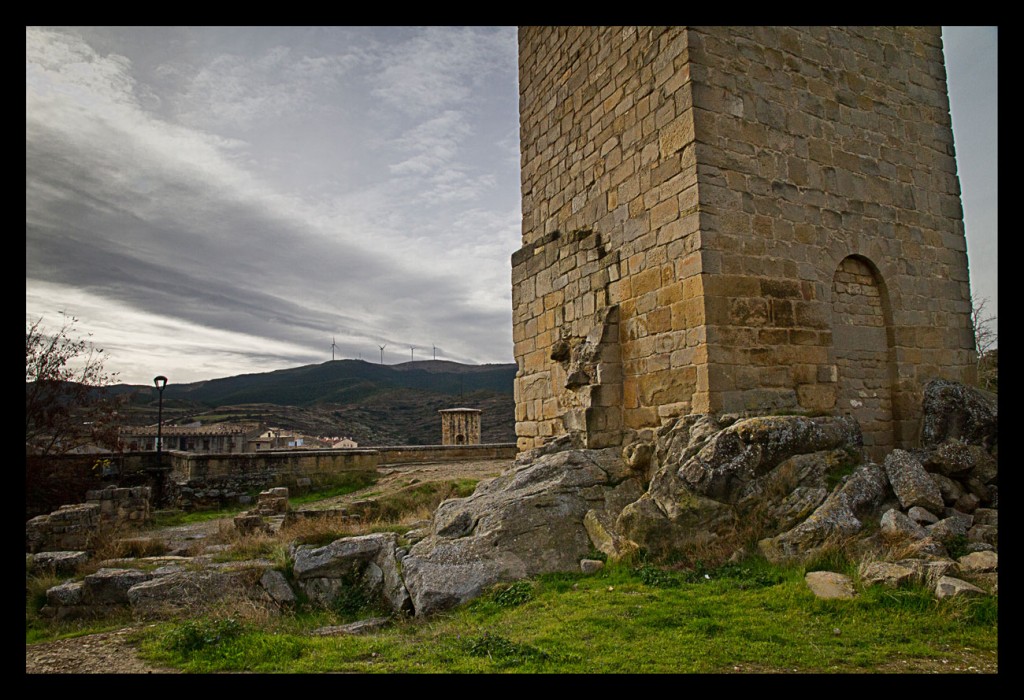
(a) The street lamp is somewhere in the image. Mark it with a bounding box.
[153,375,168,505]
[154,375,168,456]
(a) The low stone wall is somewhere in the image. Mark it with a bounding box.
[26,486,152,553]
[28,445,518,513]
[376,443,517,465]
[166,444,516,510]
[171,444,516,479]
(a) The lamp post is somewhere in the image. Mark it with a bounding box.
[153,375,168,505]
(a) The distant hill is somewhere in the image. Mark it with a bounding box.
[109,359,517,446]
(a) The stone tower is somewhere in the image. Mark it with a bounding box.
[439,408,482,445]
[512,27,975,460]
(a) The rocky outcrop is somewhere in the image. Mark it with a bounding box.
[400,447,643,616]
[761,380,997,564]
[619,415,863,559]
[758,463,894,562]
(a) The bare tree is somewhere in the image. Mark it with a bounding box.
[970,296,997,392]
[26,313,121,456]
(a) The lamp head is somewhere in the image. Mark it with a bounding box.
[154,375,168,390]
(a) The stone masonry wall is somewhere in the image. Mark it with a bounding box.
[513,26,975,453]
[440,411,482,445]
[687,26,974,445]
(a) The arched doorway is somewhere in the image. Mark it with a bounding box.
[830,256,895,461]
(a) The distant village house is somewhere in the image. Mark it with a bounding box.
[120,423,262,454]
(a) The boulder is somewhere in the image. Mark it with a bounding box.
[260,569,296,606]
[919,380,997,450]
[879,509,929,540]
[127,565,273,617]
[921,441,996,481]
[928,473,963,506]
[81,568,153,605]
[883,450,944,513]
[292,533,411,614]
[401,448,642,616]
[860,561,916,588]
[677,416,861,504]
[928,512,973,541]
[934,576,986,599]
[805,571,856,599]
[907,506,939,525]
[896,559,959,588]
[967,525,998,548]
[30,550,89,575]
[957,551,997,574]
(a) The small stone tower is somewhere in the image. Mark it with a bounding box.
[513,27,975,460]
[439,408,482,445]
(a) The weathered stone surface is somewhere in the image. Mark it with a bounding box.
[805,571,856,599]
[880,509,929,540]
[260,569,296,606]
[622,416,861,560]
[907,506,939,525]
[45,580,84,607]
[764,486,830,533]
[402,447,641,616]
[972,508,998,527]
[127,566,271,616]
[919,380,997,450]
[967,524,998,548]
[30,550,89,575]
[758,463,891,563]
[953,492,981,514]
[292,532,411,613]
[957,551,997,574]
[929,473,963,505]
[583,510,639,561]
[860,561,915,588]
[927,512,973,541]
[934,575,986,599]
[677,416,861,504]
[82,568,153,605]
[883,450,944,513]
[292,534,388,580]
[921,441,996,482]
[580,559,605,574]
[896,559,959,588]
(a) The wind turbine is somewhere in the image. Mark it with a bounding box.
[378,343,387,365]
[331,336,337,361]
[410,345,416,362]
[433,344,437,360]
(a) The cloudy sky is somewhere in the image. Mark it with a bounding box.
[26,26,997,386]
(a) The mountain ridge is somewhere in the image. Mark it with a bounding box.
[108,359,517,446]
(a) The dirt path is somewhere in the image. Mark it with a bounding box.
[26,458,511,674]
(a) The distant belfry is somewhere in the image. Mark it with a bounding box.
[439,408,482,445]
[512,27,975,461]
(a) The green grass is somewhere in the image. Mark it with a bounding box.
[152,505,248,527]
[131,557,997,673]
[287,471,378,506]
